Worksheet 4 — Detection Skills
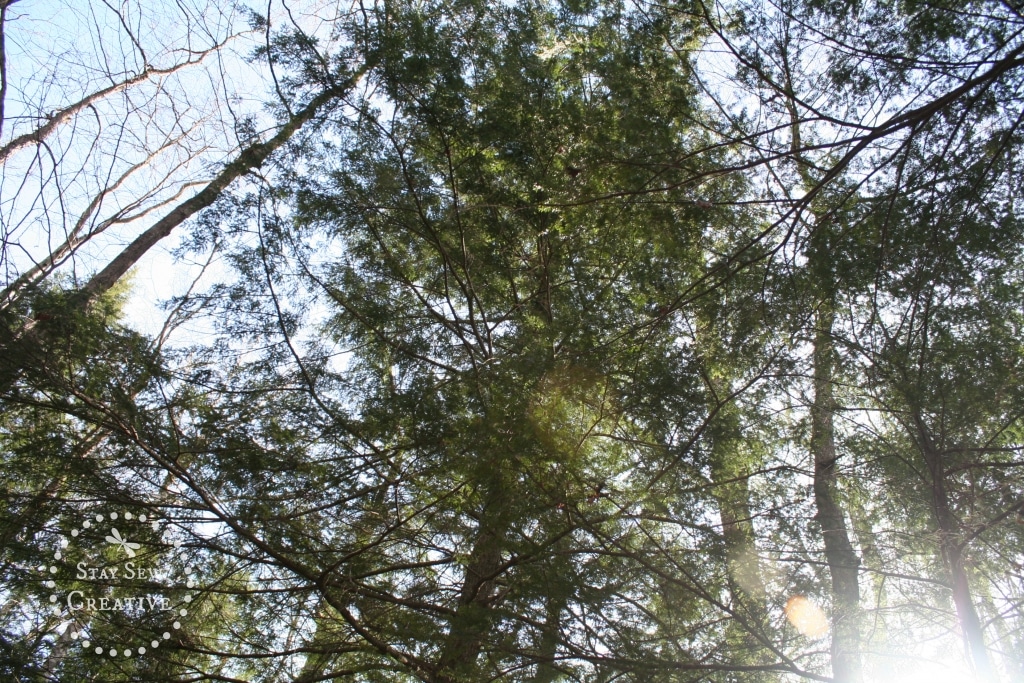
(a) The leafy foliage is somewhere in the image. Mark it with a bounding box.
[2,0,1024,681]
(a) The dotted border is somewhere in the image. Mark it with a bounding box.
[40,510,197,658]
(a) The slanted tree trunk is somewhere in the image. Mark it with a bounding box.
[77,80,356,305]
[0,41,230,165]
[0,74,363,394]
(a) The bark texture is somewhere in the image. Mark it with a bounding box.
[811,307,863,683]
[917,424,997,681]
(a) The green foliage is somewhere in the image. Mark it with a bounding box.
[3,0,1024,680]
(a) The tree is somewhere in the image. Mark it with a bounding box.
[840,144,1024,680]
[3,0,1024,681]
[0,0,252,308]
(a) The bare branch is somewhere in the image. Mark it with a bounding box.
[0,37,237,164]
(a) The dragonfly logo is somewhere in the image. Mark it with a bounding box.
[106,528,141,558]
[37,510,197,659]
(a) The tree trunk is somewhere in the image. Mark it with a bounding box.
[529,591,565,683]
[709,403,767,613]
[530,555,568,683]
[435,468,508,683]
[695,315,768,620]
[918,428,998,681]
[0,41,228,164]
[0,0,13,141]
[41,621,76,681]
[811,306,863,683]
[0,74,362,393]
[78,83,350,305]
[435,519,503,683]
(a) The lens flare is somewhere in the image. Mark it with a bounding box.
[784,595,829,639]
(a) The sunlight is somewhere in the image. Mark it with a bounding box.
[784,595,829,639]
[876,659,978,683]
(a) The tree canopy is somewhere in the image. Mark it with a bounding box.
[1,0,1023,682]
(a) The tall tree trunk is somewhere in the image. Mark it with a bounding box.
[783,47,863,678]
[811,306,863,683]
[435,485,506,683]
[692,305,773,674]
[293,605,343,683]
[707,402,774,677]
[709,402,767,613]
[917,426,998,681]
[0,0,13,141]
[530,574,567,683]
[708,416,775,677]
[435,526,502,682]
[696,315,768,620]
